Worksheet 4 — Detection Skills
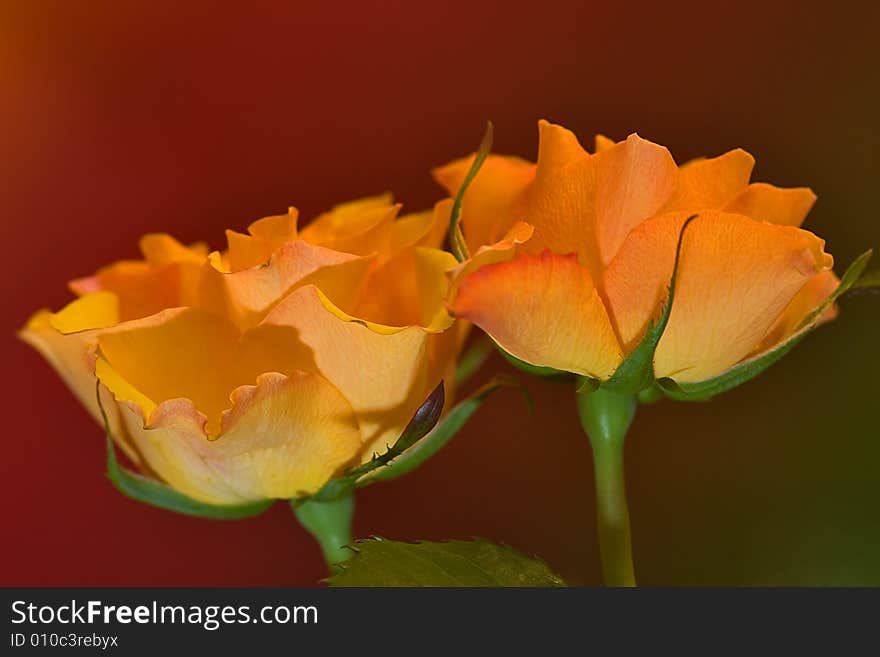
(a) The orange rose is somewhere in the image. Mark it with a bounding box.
[437,120,839,390]
[20,195,461,505]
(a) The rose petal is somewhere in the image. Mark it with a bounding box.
[526,124,678,279]
[208,238,371,331]
[525,123,599,274]
[70,234,208,321]
[19,305,138,462]
[594,133,679,266]
[95,308,316,435]
[261,285,447,459]
[432,153,535,252]
[662,149,755,212]
[725,182,817,227]
[452,250,622,378]
[109,371,362,504]
[603,211,834,382]
[447,220,534,297]
[751,269,840,353]
[350,246,458,329]
[224,209,299,272]
[594,134,616,153]
[299,193,398,256]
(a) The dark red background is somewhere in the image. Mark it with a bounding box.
[3,1,879,585]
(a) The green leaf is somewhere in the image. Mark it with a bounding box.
[499,345,573,381]
[455,335,493,385]
[603,215,697,395]
[97,385,273,519]
[636,384,665,404]
[309,382,446,501]
[575,376,601,394]
[660,249,874,401]
[326,538,566,587]
[449,122,493,262]
[370,375,530,483]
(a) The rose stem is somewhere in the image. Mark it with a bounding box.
[575,385,638,587]
[291,492,356,574]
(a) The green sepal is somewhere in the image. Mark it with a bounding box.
[602,215,696,395]
[449,122,493,262]
[325,537,566,587]
[455,335,494,385]
[660,249,874,401]
[499,346,574,382]
[850,265,880,293]
[636,384,665,404]
[369,374,531,483]
[307,382,446,502]
[97,385,273,520]
[576,376,601,394]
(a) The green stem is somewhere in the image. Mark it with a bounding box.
[575,384,638,587]
[292,492,355,573]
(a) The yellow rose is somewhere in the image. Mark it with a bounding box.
[437,120,838,386]
[20,195,461,505]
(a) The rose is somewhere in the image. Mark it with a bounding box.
[435,120,838,386]
[20,194,461,505]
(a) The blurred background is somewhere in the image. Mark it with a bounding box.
[2,0,878,586]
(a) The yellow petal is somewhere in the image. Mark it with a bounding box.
[724,182,817,227]
[752,269,839,353]
[526,123,599,274]
[225,209,299,271]
[247,208,299,242]
[46,291,119,334]
[261,285,447,459]
[663,149,754,211]
[139,233,208,267]
[388,209,442,255]
[594,134,616,153]
[432,153,535,252]
[225,229,274,272]
[451,251,622,378]
[415,204,450,250]
[300,194,398,256]
[447,220,534,297]
[350,247,458,330]
[96,309,240,434]
[208,238,371,331]
[536,119,585,171]
[70,235,211,322]
[19,310,138,462]
[70,262,182,322]
[110,371,362,504]
[527,125,678,280]
[594,133,679,267]
[603,211,834,382]
[96,308,316,435]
